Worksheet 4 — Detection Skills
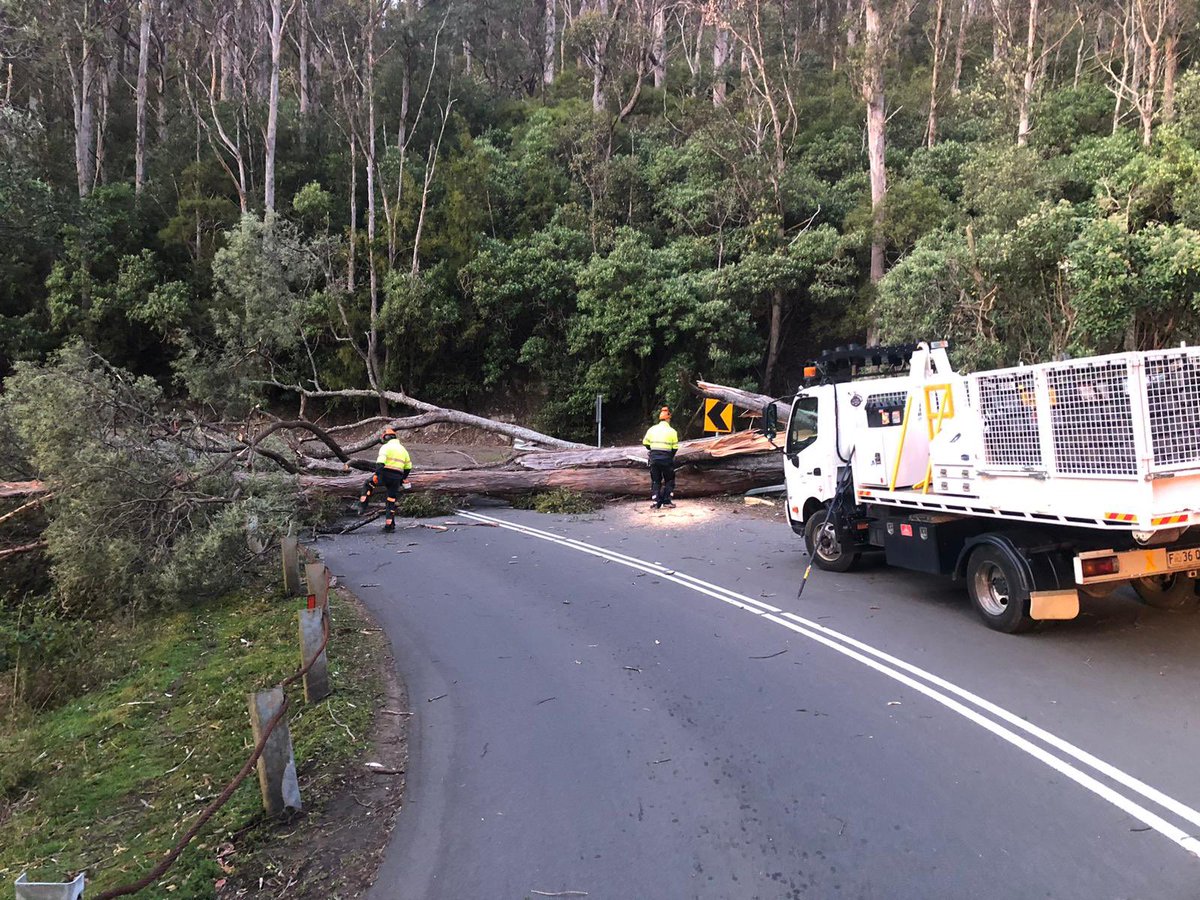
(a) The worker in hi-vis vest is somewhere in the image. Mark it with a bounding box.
[642,407,679,509]
[359,426,412,532]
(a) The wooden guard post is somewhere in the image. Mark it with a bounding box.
[281,534,302,596]
[298,606,331,703]
[247,687,302,816]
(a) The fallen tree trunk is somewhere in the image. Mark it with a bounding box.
[695,381,790,424]
[514,431,777,471]
[298,453,783,499]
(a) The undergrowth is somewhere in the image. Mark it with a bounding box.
[0,575,383,898]
[510,488,600,514]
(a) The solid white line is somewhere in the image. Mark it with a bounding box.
[457,508,1200,858]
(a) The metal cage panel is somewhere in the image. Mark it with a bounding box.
[976,370,1042,468]
[1044,360,1137,476]
[1144,349,1200,471]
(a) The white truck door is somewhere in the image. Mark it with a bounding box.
[784,390,836,524]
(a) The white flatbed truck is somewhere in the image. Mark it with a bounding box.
[783,342,1200,632]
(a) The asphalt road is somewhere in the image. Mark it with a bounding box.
[315,500,1200,900]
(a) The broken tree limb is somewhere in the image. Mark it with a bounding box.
[296,453,782,498]
[273,385,587,450]
[695,381,790,424]
[0,481,49,500]
[0,540,48,560]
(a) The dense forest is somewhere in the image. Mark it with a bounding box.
[1,0,1198,436]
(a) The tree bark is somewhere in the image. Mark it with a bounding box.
[298,454,781,499]
[952,0,970,93]
[135,0,152,193]
[0,481,48,500]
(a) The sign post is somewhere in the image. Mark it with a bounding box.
[595,394,603,448]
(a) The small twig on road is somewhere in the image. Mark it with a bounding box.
[623,666,641,672]
[365,762,404,775]
[652,758,671,764]
[382,709,413,716]
[427,693,448,703]
[749,649,788,660]
[536,696,557,705]
[530,892,589,898]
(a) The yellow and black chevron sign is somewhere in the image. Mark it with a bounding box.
[703,399,733,433]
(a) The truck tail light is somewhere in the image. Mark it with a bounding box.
[1080,556,1119,578]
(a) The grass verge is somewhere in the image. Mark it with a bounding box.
[0,574,384,898]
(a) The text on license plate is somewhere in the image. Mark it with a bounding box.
[1167,548,1200,567]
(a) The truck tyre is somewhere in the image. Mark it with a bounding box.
[1132,574,1200,611]
[804,509,859,573]
[966,546,1035,634]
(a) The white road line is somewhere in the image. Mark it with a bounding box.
[457,508,1200,858]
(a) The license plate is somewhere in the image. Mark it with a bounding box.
[1167,548,1200,568]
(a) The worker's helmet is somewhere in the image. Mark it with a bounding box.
[659,407,671,421]
[382,426,398,440]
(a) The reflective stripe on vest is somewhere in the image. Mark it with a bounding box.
[377,439,412,470]
[643,422,679,451]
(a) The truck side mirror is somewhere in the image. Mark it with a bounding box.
[760,404,779,441]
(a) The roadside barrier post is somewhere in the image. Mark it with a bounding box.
[304,561,329,607]
[281,533,302,596]
[298,607,331,703]
[247,687,302,816]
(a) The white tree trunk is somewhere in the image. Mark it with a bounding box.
[651,6,665,88]
[264,0,288,216]
[1016,0,1039,147]
[713,27,729,106]
[543,0,556,84]
[135,0,152,193]
[863,0,888,286]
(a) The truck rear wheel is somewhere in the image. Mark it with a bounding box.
[966,546,1035,634]
[1132,574,1200,611]
[804,509,859,573]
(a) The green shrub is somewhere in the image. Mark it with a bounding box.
[511,488,600,514]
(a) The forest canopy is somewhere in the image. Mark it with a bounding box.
[0,0,1198,436]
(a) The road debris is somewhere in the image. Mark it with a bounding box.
[750,649,788,660]
[623,666,641,673]
[365,762,404,775]
[427,693,448,703]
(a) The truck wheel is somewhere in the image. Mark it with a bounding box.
[966,546,1035,634]
[1132,574,1200,611]
[804,509,859,573]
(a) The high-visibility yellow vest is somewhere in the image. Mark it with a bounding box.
[377,439,412,471]
[642,421,679,451]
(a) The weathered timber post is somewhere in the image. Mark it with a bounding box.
[298,607,331,703]
[281,532,302,596]
[247,687,302,816]
[304,561,329,608]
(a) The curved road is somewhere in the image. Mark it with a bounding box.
[316,502,1200,899]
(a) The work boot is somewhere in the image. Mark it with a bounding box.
[663,501,676,509]
[358,496,369,515]
[382,520,395,533]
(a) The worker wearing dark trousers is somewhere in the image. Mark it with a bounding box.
[359,426,412,532]
[643,407,680,509]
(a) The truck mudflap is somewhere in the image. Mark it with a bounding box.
[955,531,1081,621]
[1074,546,1200,585]
[1029,589,1080,620]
